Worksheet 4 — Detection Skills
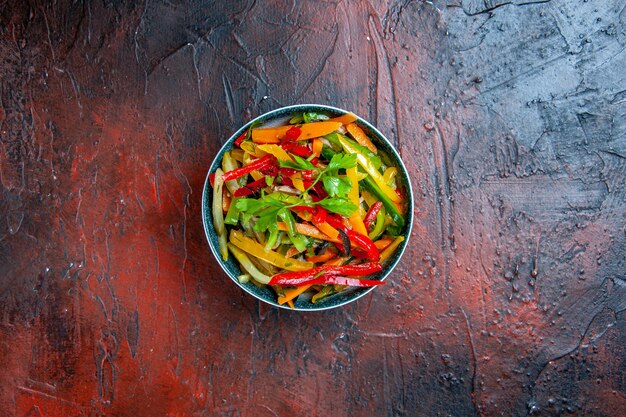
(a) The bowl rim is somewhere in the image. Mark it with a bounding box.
[202,104,414,311]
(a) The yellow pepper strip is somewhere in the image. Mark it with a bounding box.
[240,141,263,157]
[229,230,314,271]
[257,144,293,161]
[230,148,245,162]
[347,167,368,236]
[276,222,341,243]
[346,123,378,154]
[286,299,295,309]
[379,236,405,263]
[311,138,323,157]
[278,285,311,305]
[252,121,343,143]
[291,174,305,192]
[361,190,377,208]
[338,136,401,203]
[227,243,271,284]
[249,170,264,181]
[329,112,358,125]
[313,221,339,239]
[383,167,398,185]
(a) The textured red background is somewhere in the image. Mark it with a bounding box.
[1,1,624,416]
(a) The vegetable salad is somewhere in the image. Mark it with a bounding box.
[210,111,407,307]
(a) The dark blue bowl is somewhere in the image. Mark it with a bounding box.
[202,104,414,311]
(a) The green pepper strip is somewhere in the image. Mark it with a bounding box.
[224,197,241,225]
[312,285,337,304]
[368,205,387,240]
[264,223,279,251]
[362,176,404,228]
[277,208,308,252]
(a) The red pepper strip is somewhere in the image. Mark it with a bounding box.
[310,182,328,199]
[314,206,327,224]
[281,126,301,143]
[285,275,385,287]
[326,215,380,261]
[233,130,247,147]
[222,154,275,182]
[310,157,319,166]
[282,142,311,157]
[209,172,216,187]
[279,176,294,187]
[363,202,383,230]
[259,164,278,176]
[269,262,382,285]
[278,168,315,180]
[350,248,371,259]
[233,177,267,197]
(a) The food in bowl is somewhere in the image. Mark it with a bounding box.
[209,109,408,307]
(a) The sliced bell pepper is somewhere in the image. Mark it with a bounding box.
[283,126,302,142]
[257,144,293,161]
[277,285,311,305]
[346,123,378,154]
[368,205,387,241]
[269,262,382,286]
[379,236,405,263]
[325,215,380,261]
[363,201,383,230]
[282,141,312,158]
[382,167,398,185]
[233,177,267,197]
[337,136,400,203]
[328,112,358,125]
[277,209,309,252]
[291,174,306,192]
[312,138,323,157]
[252,121,342,143]
[314,206,327,224]
[233,130,247,147]
[362,176,404,228]
[276,222,340,243]
[295,275,385,287]
[374,238,394,251]
[346,167,368,236]
[222,154,276,182]
[314,221,339,240]
[227,243,271,284]
[229,229,314,271]
[305,246,338,263]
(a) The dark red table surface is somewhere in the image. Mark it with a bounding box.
[1,1,624,416]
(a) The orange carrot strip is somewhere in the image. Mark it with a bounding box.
[252,121,342,144]
[312,138,323,157]
[329,112,358,125]
[374,238,393,251]
[346,123,378,154]
[314,221,339,239]
[276,222,340,243]
[278,285,312,305]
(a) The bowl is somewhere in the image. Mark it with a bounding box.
[201,104,414,311]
